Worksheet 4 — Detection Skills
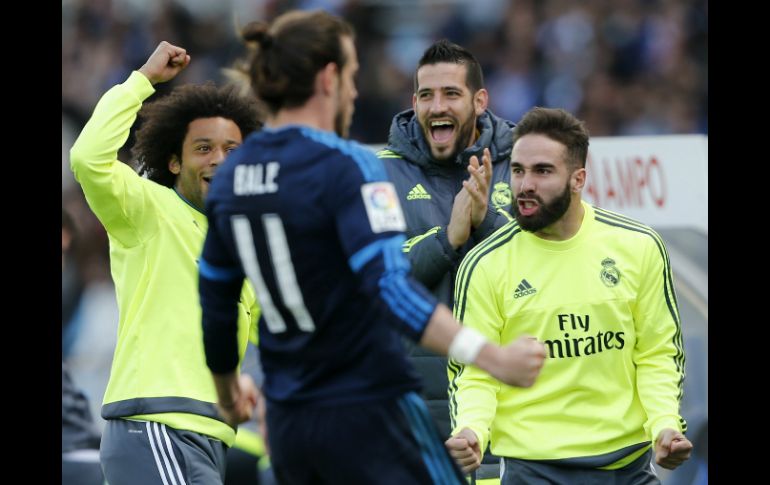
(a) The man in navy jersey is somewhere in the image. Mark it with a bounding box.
[198,10,547,485]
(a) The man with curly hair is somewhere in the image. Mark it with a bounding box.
[70,41,263,485]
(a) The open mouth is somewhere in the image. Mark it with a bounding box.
[429,119,455,144]
[517,199,539,217]
[202,175,213,186]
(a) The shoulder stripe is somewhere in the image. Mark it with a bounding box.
[403,226,441,253]
[376,149,402,159]
[496,207,514,221]
[447,358,464,429]
[593,211,686,399]
[199,258,242,282]
[379,237,434,333]
[593,206,679,304]
[593,210,682,326]
[454,220,520,312]
[454,221,521,322]
[593,206,653,231]
[349,235,405,272]
[300,127,387,182]
[594,207,680,316]
[398,392,460,483]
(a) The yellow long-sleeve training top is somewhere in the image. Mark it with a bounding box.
[449,202,686,468]
[70,71,259,446]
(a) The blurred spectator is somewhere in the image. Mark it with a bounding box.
[62,210,105,485]
[62,188,118,432]
[62,0,707,144]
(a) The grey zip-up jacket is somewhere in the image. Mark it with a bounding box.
[62,363,101,453]
[378,108,514,440]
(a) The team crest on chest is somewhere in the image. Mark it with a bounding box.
[491,182,512,209]
[600,257,621,287]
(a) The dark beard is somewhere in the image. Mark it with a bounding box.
[446,112,476,161]
[423,110,476,161]
[513,180,572,232]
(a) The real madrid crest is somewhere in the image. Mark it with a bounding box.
[491,181,512,209]
[600,257,621,287]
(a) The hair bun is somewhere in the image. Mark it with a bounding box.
[242,21,273,48]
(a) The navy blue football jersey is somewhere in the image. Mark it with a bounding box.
[200,126,439,405]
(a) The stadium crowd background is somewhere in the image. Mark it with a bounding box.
[61,0,708,450]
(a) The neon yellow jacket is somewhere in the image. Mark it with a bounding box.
[449,202,686,468]
[70,71,259,446]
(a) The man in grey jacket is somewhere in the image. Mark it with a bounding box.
[377,39,514,479]
[62,210,105,485]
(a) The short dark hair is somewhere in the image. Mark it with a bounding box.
[133,83,263,187]
[239,10,355,114]
[513,107,590,169]
[414,39,484,93]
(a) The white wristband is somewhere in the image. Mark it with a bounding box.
[448,327,487,364]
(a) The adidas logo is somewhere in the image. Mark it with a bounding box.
[513,279,537,298]
[406,184,432,200]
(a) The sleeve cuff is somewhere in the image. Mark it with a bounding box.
[452,424,489,460]
[648,416,684,444]
[436,228,461,263]
[124,71,157,101]
[471,207,502,243]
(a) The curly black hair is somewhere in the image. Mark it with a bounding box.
[133,82,264,187]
